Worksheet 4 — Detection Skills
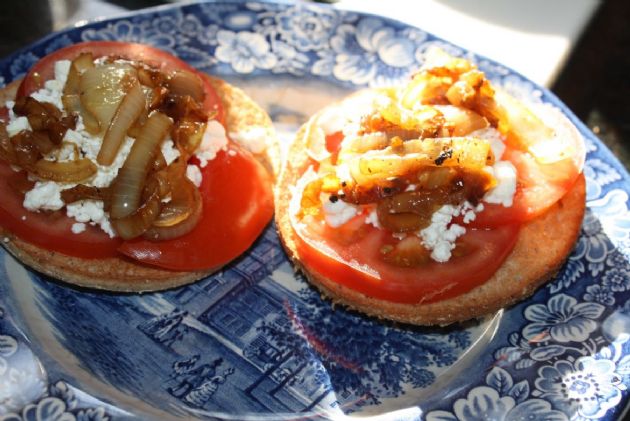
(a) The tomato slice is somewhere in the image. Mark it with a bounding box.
[472,146,581,227]
[118,145,274,271]
[293,214,520,304]
[0,162,122,258]
[16,41,223,124]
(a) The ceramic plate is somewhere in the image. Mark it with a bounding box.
[0,1,629,420]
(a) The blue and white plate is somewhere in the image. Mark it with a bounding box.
[1,1,629,420]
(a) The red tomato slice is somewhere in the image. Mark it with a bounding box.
[471,146,580,227]
[118,145,274,271]
[294,214,520,304]
[0,162,122,258]
[16,41,223,123]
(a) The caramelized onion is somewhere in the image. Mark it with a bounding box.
[80,63,137,133]
[111,187,162,240]
[97,82,146,165]
[63,53,100,133]
[0,122,16,163]
[145,177,202,241]
[33,157,97,182]
[153,174,199,227]
[110,111,172,219]
[166,70,205,102]
[61,184,111,205]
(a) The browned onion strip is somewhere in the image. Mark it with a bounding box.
[97,82,146,166]
[110,111,172,219]
[0,122,16,164]
[33,158,97,182]
[62,53,100,133]
[166,70,205,102]
[111,187,162,240]
[61,184,111,205]
[144,178,202,241]
[153,173,198,227]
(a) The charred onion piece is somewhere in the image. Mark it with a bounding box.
[97,82,146,165]
[110,111,172,219]
[33,157,97,182]
[166,70,205,102]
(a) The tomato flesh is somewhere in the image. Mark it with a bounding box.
[472,146,580,227]
[118,145,274,271]
[294,215,520,304]
[0,162,122,258]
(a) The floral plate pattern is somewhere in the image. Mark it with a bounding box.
[0,1,629,420]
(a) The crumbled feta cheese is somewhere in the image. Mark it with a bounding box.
[161,139,180,165]
[322,196,358,228]
[23,181,65,211]
[71,223,86,234]
[470,127,506,160]
[196,120,228,167]
[419,204,467,263]
[6,116,31,137]
[66,200,115,238]
[186,164,202,187]
[484,161,517,207]
[365,207,381,228]
[30,60,70,110]
[229,127,269,154]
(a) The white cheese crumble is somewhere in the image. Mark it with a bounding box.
[186,164,203,188]
[66,200,115,237]
[322,195,358,228]
[24,181,65,211]
[470,127,506,160]
[229,126,268,154]
[419,204,467,263]
[71,223,86,234]
[6,116,31,137]
[196,120,228,167]
[483,161,518,207]
[365,207,381,228]
[161,139,181,165]
[30,60,70,110]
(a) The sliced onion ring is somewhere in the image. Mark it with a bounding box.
[110,111,172,219]
[144,178,202,241]
[153,173,199,228]
[97,82,146,166]
[111,187,162,240]
[33,157,97,182]
[166,70,205,102]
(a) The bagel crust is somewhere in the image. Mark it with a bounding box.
[0,72,278,292]
[276,106,586,326]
